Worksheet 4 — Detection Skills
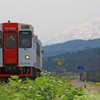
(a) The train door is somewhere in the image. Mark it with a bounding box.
[0,31,2,67]
[3,32,18,65]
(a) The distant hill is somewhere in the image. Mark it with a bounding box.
[40,18,100,46]
[43,38,100,57]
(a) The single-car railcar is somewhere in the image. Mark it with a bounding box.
[0,21,43,79]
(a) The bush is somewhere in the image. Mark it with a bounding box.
[0,71,100,100]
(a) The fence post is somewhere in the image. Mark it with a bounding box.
[84,76,86,88]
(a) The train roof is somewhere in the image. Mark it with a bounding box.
[2,22,33,27]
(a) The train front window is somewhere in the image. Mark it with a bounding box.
[6,35,15,49]
[19,31,32,48]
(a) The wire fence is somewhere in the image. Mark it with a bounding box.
[86,68,100,82]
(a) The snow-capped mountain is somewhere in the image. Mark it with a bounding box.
[40,18,100,46]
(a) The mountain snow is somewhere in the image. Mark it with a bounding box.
[39,18,100,46]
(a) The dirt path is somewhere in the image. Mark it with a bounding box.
[71,79,100,92]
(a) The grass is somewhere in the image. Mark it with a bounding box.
[87,81,100,86]
[78,80,100,86]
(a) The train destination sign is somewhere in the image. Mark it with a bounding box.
[57,60,63,66]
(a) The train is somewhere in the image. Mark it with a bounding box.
[0,21,43,80]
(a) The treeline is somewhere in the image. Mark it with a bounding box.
[43,47,100,72]
[43,38,100,57]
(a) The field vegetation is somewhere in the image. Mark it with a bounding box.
[0,71,100,100]
[87,81,100,86]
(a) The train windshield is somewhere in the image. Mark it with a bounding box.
[6,35,15,49]
[19,31,32,48]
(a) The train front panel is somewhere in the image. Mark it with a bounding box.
[0,22,42,78]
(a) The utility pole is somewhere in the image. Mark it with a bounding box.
[95,50,100,82]
[85,47,90,81]
[73,53,75,79]
[85,47,90,71]
[95,50,99,68]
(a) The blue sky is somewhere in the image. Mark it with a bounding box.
[0,0,100,38]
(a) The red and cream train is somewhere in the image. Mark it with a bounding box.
[0,21,43,79]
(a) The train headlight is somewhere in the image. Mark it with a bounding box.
[25,55,30,60]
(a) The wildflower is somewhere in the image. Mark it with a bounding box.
[47,96,49,99]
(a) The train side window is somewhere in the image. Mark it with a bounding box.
[0,32,2,48]
[36,42,40,56]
